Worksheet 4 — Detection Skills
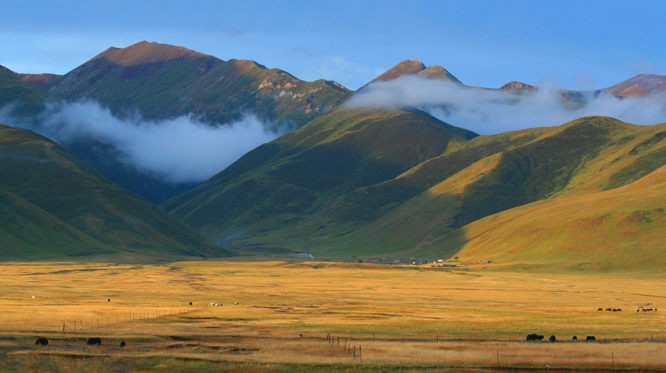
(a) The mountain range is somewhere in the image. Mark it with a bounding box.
[1,41,665,269]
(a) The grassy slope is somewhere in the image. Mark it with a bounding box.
[324,117,666,268]
[0,187,115,260]
[0,124,230,261]
[443,162,666,273]
[46,41,351,126]
[162,108,478,242]
[166,114,666,272]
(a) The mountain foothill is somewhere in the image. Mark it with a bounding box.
[1,40,665,270]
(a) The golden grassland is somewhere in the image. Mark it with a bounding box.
[2,261,666,372]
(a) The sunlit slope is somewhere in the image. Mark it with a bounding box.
[162,108,479,242]
[46,41,351,126]
[318,117,666,259]
[0,124,229,260]
[441,163,666,272]
[170,115,666,263]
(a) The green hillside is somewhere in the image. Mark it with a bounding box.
[46,41,351,126]
[163,114,666,271]
[0,187,114,261]
[440,161,666,273]
[314,117,666,263]
[0,123,230,261]
[162,108,478,243]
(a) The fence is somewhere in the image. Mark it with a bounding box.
[62,303,208,332]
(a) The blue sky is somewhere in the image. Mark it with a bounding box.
[1,0,664,90]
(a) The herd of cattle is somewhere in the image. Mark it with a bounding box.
[35,338,124,347]
[30,304,659,349]
[209,302,240,306]
[596,308,658,312]
[526,334,595,342]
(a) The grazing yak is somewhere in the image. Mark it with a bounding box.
[86,338,102,345]
[549,335,556,342]
[573,336,578,341]
[526,334,544,341]
[586,336,596,341]
[35,338,48,345]
[119,341,126,348]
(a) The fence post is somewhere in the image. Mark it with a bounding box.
[360,346,362,362]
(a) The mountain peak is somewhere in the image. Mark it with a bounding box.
[603,74,666,98]
[499,81,536,91]
[368,59,461,85]
[370,60,427,83]
[91,41,207,66]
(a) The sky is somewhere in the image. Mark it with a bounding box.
[1,0,665,91]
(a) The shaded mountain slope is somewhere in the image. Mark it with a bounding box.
[46,41,351,126]
[162,108,478,242]
[0,187,114,261]
[0,124,230,260]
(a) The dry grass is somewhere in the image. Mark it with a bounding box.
[1,261,666,372]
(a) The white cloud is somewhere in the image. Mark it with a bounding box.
[346,75,666,135]
[2,101,281,183]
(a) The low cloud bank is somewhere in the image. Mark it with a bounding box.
[1,101,281,183]
[346,76,666,135]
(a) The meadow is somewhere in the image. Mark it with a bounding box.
[1,260,666,372]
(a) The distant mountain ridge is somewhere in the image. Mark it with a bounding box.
[46,41,351,126]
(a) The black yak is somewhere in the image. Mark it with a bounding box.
[35,338,48,345]
[86,337,101,345]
